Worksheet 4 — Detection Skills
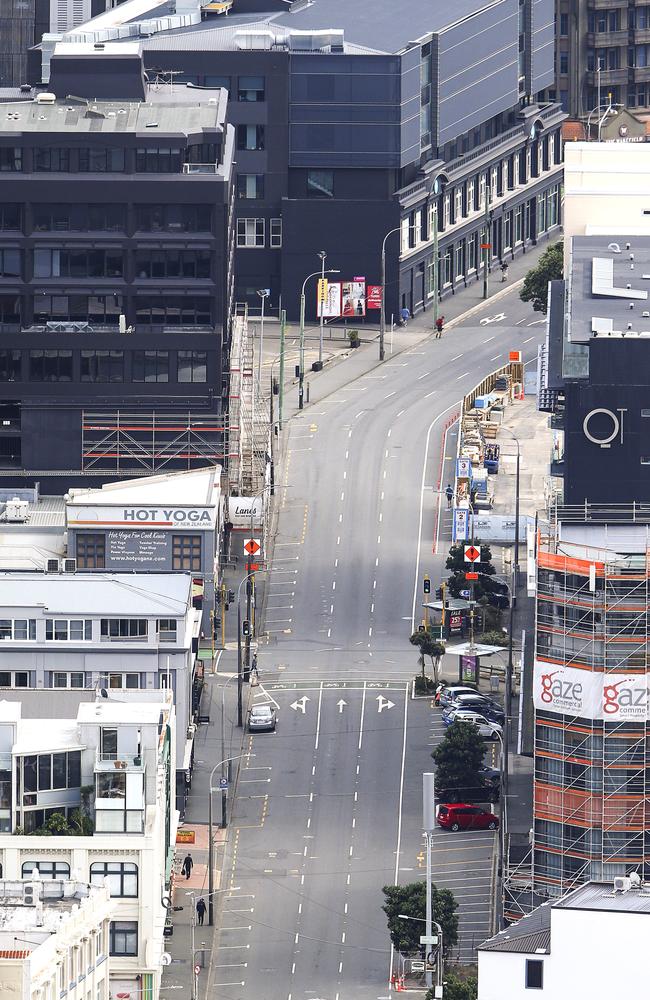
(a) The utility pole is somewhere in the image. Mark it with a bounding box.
[423,772,435,990]
[431,203,439,330]
[483,180,491,300]
[298,287,305,410]
[318,250,326,364]
[278,308,286,431]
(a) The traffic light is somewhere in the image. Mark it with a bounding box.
[228,590,235,604]
[242,619,251,637]
[423,576,431,595]
[272,378,279,395]
[295,365,300,378]
[435,587,443,600]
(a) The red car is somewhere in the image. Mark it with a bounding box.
[437,803,499,832]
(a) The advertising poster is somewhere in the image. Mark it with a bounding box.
[532,662,650,721]
[341,281,366,318]
[317,281,342,319]
[453,507,469,542]
[367,285,382,310]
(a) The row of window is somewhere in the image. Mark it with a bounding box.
[0,669,177,689]
[1,203,213,234]
[25,248,213,280]
[0,295,214,327]
[0,616,179,643]
[0,349,209,383]
[168,73,266,101]
[0,143,219,174]
[236,218,282,248]
[77,532,202,570]
[588,44,650,70]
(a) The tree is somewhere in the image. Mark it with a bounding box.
[426,972,477,1000]
[445,542,508,610]
[481,629,508,647]
[519,240,563,314]
[410,631,446,683]
[431,720,488,803]
[382,883,458,954]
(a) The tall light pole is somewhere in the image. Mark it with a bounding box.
[423,772,436,990]
[318,250,326,363]
[236,571,256,728]
[431,203,439,331]
[380,226,401,362]
[256,288,269,388]
[299,266,340,409]
[187,885,240,999]
[207,754,251,925]
[397,912,444,996]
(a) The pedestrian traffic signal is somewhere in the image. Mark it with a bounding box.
[242,619,251,637]
[228,590,235,603]
[295,365,300,378]
[423,577,431,594]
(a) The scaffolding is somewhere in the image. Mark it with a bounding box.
[226,303,268,497]
[530,517,650,901]
[81,410,224,473]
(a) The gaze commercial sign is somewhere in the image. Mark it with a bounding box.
[533,661,649,721]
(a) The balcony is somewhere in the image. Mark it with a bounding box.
[586,30,628,47]
[550,457,565,478]
[183,163,219,174]
[586,67,628,87]
[95,752,144,771]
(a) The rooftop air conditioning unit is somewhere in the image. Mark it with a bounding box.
[23,882,36,905]
[5,498,29,522]
[46,558,61,573]
[614,876,632,893]
[63,558,76,573]
[35,92,56,104]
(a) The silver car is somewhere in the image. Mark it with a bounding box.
[247,704,277,732]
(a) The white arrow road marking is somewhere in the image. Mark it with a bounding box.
[337,699,347,713]
[376,695,395,713]
[290,696,310,713]
[479,312,506,326]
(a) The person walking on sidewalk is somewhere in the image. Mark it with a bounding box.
[445,484,454,509]
[400,306,410,327]
[500,261,509,282]
[182,854,194,880]
[196,898,206,926]
[435,315,445,339]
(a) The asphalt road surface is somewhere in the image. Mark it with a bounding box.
[213,286,546,997]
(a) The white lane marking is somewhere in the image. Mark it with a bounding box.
[355,411,364,418]
[264,618,292,623]
[314,681,323,750]
[330,604,334,614]
[379,513,383,523]
[490,354,500,361]
[368,626,373,638]
[340,491,345,501]
[266,605,294,610]
[373,579,377,589]
[411,402,459,631]
[456,371,470,380]
[339,513,343,522]
[483,335,495,343]
[339,962,343,974]
[417,371,431,380]
[381,491,385,500]
[343,470,347,480]
[348,429,353,438]
[257,683,280,710]
[523,336,534,343]
[334,559,338,568]
[377,535,381,544]
[424,390,437,399]
[358,681,367,750]
[396,409,405,417]
[371,602,375,612]
[384,391,396,399]
[332,581,336,591]
[345,450,349,459]
[337,536,341,545]
[451,353,463,361]
[387,428,392,438]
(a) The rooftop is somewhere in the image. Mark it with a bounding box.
[569,234,650,344]
[0,93,226,135]
[479,901,552,954]
[67,465,220,508]
[0,881,106,944]
[0,572,191,615]
[555,879,650,913]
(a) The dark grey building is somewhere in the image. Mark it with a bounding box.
[32,0,564,322]
[0,67,234,481]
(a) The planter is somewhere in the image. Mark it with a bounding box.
[349,338,360,349]
[311,360,323,372]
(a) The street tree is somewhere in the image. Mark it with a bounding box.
[519,240,562,313]
[382,882,458,954]
[431,719,487,803]
[410,631,446,683]
[445,542,508,610]
[426,972,477,1000]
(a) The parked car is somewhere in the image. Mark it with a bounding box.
[479,764,501,788]
[449,695,505,724]
[247,704,277,732]
[437,803,499,832]
[438,685,480,709]
[442,709,502,740]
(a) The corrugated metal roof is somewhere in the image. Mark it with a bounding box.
[555,880,650,913]
[479,901,552,953]
[0,572,191,615]
[0,97,223,135]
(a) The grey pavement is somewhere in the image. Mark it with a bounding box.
[163,236,555,1000]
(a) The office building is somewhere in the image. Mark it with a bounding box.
[0,878,111,1000]
[479,878,650,999]
[0,64,234,481]
[35,0,564,322]
[0,693,176,1000]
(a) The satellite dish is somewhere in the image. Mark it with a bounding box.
[161,953,173,967]
[100,688,108,699]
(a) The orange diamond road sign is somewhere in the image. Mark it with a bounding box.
[464,545,480,563]
[244,538,261,556]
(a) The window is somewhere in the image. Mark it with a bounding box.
[0,204,20,230]
[269,218,282,248]
[0,249,20,278]
[22,861,71,880]
[237,174,264,199]
[236,124,265,151]
[0,295,19,324]
[33,148,70,172]
[559,12,568,34]
[134,296,211,327]
[238,76,265,101]
[204,74,230,88]
[157,619,177,642]
[33,248,123,279]
[100,619,148,641]
[135,147,183,172]
[0,619,35,640]
[53,672,85,688]
[97,772,126,799]
[46,619,92,641]
[0,148,22,172]
[109,922,138,957]
[177,350,207,383]
[133,350,169,383]
[135,249,210,279]
[76,533,105,569]
[106,673,139,689]
[559,51,568,75]
[172,534,202,571]
[307,169,334,198]
[29,351,72,382]
[237,218,265,248]
[78,148,125,172]
[525,960,543,989]
[90,862,138,897]
[0,671,29,687]
[80,351,124,383]
[33,295,122,325]
[135,204,210,233]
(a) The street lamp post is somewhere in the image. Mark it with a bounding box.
[207,754,251,925]
[397,913,444,996]
[256,288,269,388]
[380,227,401,362]
[318,250,326,363]
[236,572,256,728]
[187,885,240,1000]
[299,266,340,409]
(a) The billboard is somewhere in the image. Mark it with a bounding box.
[67,504,216,530]
[318,281,342,319]
[317,280,366,318]
[533,660,649,721]
[367,285,382,310]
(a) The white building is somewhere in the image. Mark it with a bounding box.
[479,878,650,998]
[0,693,176,1000]
[0,878,111,1000]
